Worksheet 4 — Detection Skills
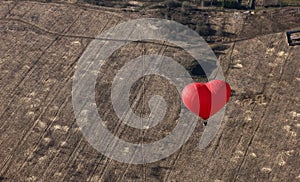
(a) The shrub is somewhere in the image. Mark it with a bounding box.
[165,0,182,9]
[181,1,191,14]
[196,24,210,36]
[223,0,241,9]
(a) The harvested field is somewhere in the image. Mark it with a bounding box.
[0,1,299,181]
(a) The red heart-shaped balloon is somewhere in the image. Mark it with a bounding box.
[181,80,231,120]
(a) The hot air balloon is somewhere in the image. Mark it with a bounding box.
[181,80,231,123]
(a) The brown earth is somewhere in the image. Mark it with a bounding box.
[0,1,299,181]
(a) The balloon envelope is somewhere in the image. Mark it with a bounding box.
[181,80,231,120]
